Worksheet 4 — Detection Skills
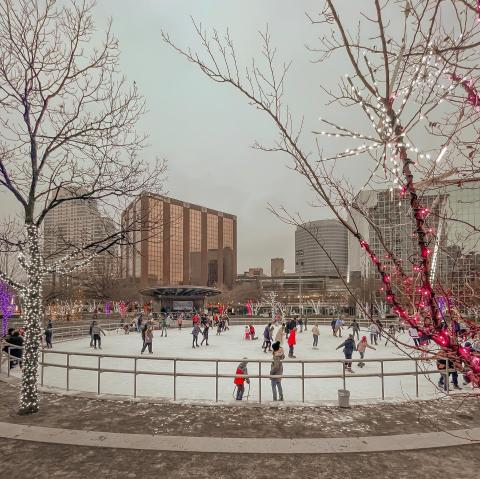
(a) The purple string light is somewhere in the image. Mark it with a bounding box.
[0,281,14,336]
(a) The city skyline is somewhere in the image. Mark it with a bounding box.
[0,0,381,274]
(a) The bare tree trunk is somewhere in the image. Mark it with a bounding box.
[18,224,43,415]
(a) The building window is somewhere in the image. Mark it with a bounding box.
[190,209,201,252]
[207,214,218,250]
[223,218,233,249]
[170,204,183,284]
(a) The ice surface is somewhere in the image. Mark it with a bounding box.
[31,324,462,404]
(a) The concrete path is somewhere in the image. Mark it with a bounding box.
[0,421,478,454]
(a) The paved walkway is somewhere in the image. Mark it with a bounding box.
[0,421,479,453]
[0,378,479,478]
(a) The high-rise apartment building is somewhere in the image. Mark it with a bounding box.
[121,193,237,289]
[43,190,117,295]
[348,181,480,306]
[271,257,285,276]
[295,220,348,277]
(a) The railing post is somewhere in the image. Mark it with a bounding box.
[173,359,176,401]
[415,360,419,397]
[215,361,219,402]
[302,362,305,403]
[258,361,262,403]
[97,356,101,394]
[66,354,70,391]
[133,358,137,398]
[445,361,450,394]
[380,360,385,400]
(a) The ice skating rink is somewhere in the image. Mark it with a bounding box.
[31,324,459,404]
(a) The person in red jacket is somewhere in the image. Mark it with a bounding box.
[288,328,296,358]
[234,359,250,400]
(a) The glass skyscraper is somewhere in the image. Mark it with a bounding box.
[121,193,237,289]
[348,181,480,309]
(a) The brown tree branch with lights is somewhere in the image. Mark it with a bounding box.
[163,0,480,386]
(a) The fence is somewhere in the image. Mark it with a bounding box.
[0,341,450,403]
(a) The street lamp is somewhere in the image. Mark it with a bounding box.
[295,249,304,318]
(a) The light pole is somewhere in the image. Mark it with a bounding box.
[295,249,304,318]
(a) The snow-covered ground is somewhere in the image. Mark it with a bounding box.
[31,324,456,404]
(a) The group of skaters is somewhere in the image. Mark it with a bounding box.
[191,312,230,348]
[118,310,232,352]
[255,317,302,358]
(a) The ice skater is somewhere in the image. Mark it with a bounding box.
[89,320,95,347]
[330,318,336,336]
[334,316,344,337]
[91,321,105,349]
[311,323,320,348]
[44,320,53,349]
[409,326,420,347]
[160,315,168,337]
[287,325,296,358]
[141,325,153,354]
[201,322,210,346]
[192,323,201,348]
[348,319,361,340]
[270,341,284,401]
[336,334,356,373]
[233,358,250,400]
[369,323,380,345]
[384,323,396,346]
[262,323,272,352]
[275,323,285,345]
[356,336,375,367]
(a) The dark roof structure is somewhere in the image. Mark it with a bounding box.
[139,285,221,299]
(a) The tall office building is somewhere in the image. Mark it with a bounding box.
[348,181,480,305]
[43,189,117,294]
[295,220,348,277]
[271,257,285,276]
[121,193,237,289]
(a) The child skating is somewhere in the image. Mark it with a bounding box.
[356,336,376,367]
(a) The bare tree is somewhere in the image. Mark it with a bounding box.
[0,0,165,414]
[163,1,480,385]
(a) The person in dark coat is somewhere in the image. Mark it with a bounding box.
[44,321,53,348]
[336,334,356,373]
[201,323,210,346]
[7,331,23,369]
[262,323,272,352]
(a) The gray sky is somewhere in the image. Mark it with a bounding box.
[1,1,376,274]
[94,0,368,274]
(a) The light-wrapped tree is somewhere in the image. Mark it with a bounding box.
[0,0,164,414]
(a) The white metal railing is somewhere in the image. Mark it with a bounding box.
[0,340,454,402]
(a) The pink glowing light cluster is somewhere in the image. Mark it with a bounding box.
[451,73,480,111]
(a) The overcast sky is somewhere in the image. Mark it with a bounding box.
[96,0,373,274]
[0,1,379,274]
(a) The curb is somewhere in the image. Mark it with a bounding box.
[1,421,479,454]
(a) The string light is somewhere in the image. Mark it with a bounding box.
[0,281,15,336]
[1,224,99,414]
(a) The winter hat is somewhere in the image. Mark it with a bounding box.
[362,336,367,341]
[272,341,280,351]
